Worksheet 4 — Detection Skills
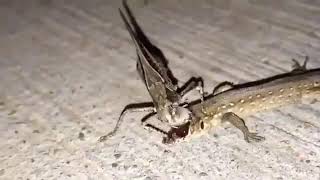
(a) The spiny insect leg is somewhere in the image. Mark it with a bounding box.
[144,123,167,135]
[178,77,205,101]
[212,81,234,95]
[141,111,157,125]
[99,104,155,142]
[291,56,309,72]
[140,111,170,135]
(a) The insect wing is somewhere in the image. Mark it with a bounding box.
[119,9,164,90]
[121,0,178,93]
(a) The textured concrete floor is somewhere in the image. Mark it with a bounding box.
[0,0,320,179]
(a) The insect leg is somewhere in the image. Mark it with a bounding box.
[141,111,157,124]
[178,77,205,101]
[140,111,170,134]
[291,56,309,72]
[221,112,265,143]
[212,81,234,95]
[144,123,168,135]
[99,104,155,142]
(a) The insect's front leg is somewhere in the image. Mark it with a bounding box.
[99,103,155,142]
[178,77,205,101]
[140,111,165,132]
[143,123,168,135]
[291,56,309,73]
[222,112,265,143]
[212,81,234,95]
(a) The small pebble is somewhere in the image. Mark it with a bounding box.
[78,132,85,140]
[33,130,40,133]
[199,172,208,177]
[8,110,17,116]
[0,169,5,176]
[111,163,118,168]
[114,153,121,159]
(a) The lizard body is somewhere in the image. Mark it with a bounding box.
[164,66,320,143]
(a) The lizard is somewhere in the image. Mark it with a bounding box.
[99,0,204,142]
[163,58,320,144]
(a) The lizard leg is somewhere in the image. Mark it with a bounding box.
[222,112,265,142]
[291,56,309,72]
[99,104,155,142]
[178,77,205,101]
[212,81,234,95]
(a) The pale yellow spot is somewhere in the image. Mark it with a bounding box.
[229,102,235,106]
[239,107,244,112]
[222,105,227,109]
[201,108,207,114]
[290,87,294,91]
[278,95,283,98]
[248,96,253,100]
[262,98,266,101]
[268,91,273,95]
[256,94,261,98]
[280,89,284,93]
[240,99,245,103]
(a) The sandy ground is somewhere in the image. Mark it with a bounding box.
[0,0,320,179]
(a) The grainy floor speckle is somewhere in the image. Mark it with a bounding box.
[0,0,320,179]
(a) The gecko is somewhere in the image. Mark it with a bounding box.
[163,58,320,144]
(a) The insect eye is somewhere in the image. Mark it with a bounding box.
[200,121,204,129]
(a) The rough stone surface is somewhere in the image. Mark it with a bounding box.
[0,0,320,179]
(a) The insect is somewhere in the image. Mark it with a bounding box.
[163,58,320,144]
[99,0,204,142]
